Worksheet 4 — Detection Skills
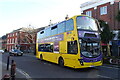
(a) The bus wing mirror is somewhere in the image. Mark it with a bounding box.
[95,19,101,33]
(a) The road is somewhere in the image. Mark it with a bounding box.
[2,53,120,79]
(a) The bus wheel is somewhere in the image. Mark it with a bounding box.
[40,54,43,61]
[58,58,64,67]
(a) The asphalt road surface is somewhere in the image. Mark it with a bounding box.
[2,53,120,80]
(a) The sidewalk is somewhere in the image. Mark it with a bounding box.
[103,56,120,68]
[1,62,28,80]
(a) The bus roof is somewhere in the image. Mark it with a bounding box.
[38,15,94,33]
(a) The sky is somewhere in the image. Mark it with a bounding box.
[0,0,91,37]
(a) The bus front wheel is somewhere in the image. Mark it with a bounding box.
[40,54,43,61]
[58,57,64,67]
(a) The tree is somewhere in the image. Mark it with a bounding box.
[116,11,120,40]
[118,31,120,40]
[98,20,114,56]
[20,26,39,54]
[116,11,120,22]
[21,26,45,54]
[21,27,37,44]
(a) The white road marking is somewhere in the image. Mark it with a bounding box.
[16,68,32,79]
[43,63,46,64]
[97,75,112,79]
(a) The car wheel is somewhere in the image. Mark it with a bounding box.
[9,53,12,56]
[21,54,23,56]
[14,54,17,56]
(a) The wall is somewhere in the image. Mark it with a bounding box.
[82,1,120,30]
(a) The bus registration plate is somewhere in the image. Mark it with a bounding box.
[90,65,95,67]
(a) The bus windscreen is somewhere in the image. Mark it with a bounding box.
[79,39,101,58]
[77,16,98,31]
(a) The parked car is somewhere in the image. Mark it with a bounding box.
[9,49,23,56]
[0,50,4,54]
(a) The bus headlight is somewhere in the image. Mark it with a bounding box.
[78,59,84,66]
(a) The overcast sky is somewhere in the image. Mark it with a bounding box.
[0,0,91,37]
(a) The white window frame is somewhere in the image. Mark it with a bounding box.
[15,38,17,43]
[10,39,12,43]
[119,2,120,10]
[9,39,11,43]
[10,46,11,50]
[7,39,9,43]
[86,11,92,17]
[100,6,107,15]
[12,38,14,43]
[16,33,17,36]
[10,34,12,37]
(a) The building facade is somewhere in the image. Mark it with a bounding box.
[6,27,45,53]
[0,35,7,51]
[6,28,31,52]
[1,35,7,51]
[80,0,120,56]
[0,38,2,49]
[81,0,120,30]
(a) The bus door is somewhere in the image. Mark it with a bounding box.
[51,42,60,63]
[65,40,78,66]
[68,40,78,54]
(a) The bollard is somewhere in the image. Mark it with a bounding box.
[10,60,16,80]
[2,74,10,80]
[6,56,10,70]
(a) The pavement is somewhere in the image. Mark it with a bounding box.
[0,53,30,80]
[1,62,30,80]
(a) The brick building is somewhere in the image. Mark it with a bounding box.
[81,0,120,30]
[7,28,31,52]
[6,27,44,53]
[80,0,120,56]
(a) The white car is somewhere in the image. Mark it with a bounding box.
[0,50,4,54]
[9,49,23,56]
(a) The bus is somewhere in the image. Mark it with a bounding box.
[36,15,102,68]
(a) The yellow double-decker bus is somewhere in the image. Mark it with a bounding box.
[36,15,102,68]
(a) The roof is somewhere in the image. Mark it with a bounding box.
[80,0,115,11]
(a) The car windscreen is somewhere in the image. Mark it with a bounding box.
[14,49,21,52]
